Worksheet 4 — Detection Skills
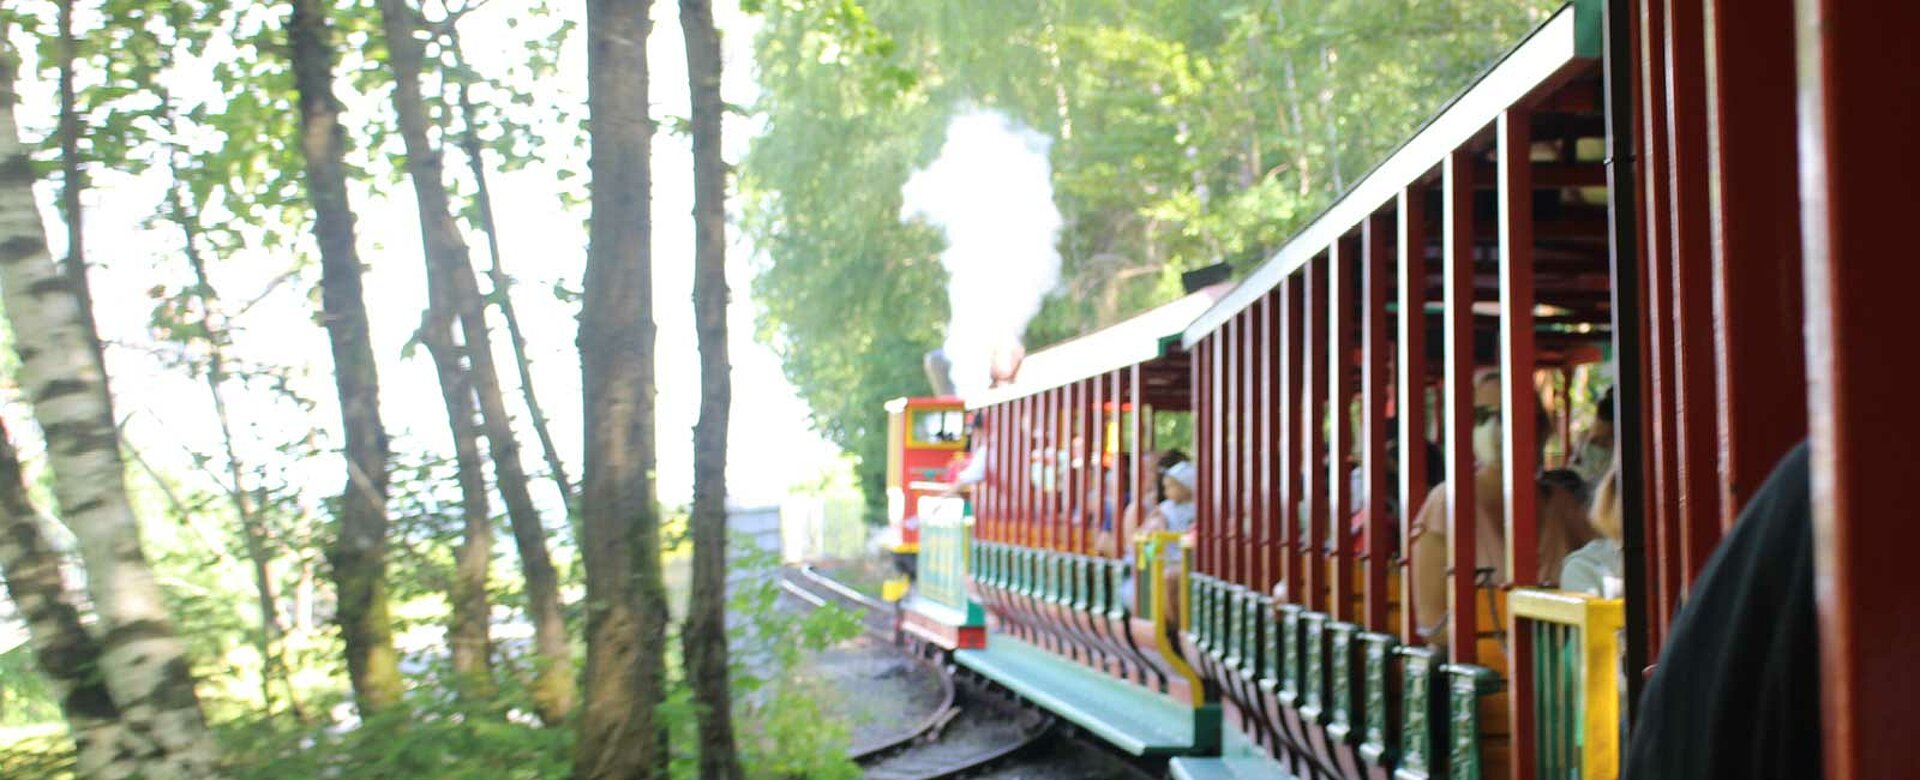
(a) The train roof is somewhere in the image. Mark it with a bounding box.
[963,283,1230,411]
[1182,0,1606,348]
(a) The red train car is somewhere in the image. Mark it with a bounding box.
[887,1,1920,778]
[883,396,968,577]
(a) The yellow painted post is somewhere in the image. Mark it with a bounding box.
[1509,588,1627,780]
[1142,531,1205,707]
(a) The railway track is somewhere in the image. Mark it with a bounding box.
[779,565,1058,779]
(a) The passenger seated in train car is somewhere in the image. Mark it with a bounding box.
[1569,386,1615,485]
[945,413,990,496]
[1624,442,1819,780]
[1345,407,1447,552]
[1560,458,1623,598]
[1118,456,1197,625]
[1407,371,1590,648]
[1088,461,1133,557]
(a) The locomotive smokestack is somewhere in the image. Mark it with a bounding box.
[901,109,1062,399]
[923,349,957,397]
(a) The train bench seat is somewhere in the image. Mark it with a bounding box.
[956,633,1216,756]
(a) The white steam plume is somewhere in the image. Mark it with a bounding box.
[901,109,1063,398]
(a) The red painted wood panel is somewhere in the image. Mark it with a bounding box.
[1703,0,1806,527]
[1799,2,1920,775]
[1362,212,1393,634]
[1661,0,1724,584]
[1397,186,1430,645]
[1498,109,1539,780]
[1638,0,1680,636]
[1305,255,1330,614]
[1281,276,1304,600]
[1331,236,1358,623]
[1442,149,1477,664]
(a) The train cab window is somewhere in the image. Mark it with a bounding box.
[909,409,966,447]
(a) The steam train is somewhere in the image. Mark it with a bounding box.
[883,1,1917,777]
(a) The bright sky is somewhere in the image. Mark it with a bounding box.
[14,0,839,517]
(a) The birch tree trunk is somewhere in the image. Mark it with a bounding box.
[577,0,670,774]
[376,0,573,723]
[0,418,150,778]
[286,0,403,715]
[55,0,104,372]
[0,35,222,780]
[678,1,741,777]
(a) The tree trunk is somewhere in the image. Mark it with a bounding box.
[56,0,104,374]
[421,296,497,694]
[577,0,669,775]
[376,0,573,724]
[286,0,403,716]
[679,2,741,777]
[446,30,574,510]
[171,176,306,721]
[0,36,223,779]
[0,420,149,779]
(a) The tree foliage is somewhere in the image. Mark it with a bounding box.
[742,0,1560,517]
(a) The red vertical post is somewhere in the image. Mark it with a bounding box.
[1304,254,1330,614]
[1080,379,1094,555]
[1499,110,1540,589]
[1059,385,1072,553]
[1397,186,1430,644]
[1041,388,1055,551]
[1498,109,1539,780]
[1089,379,1100,556]
[1226,318,1242,586]
[1006,401,1021,541]
[1063,382,1077,555]
[1280,276,1303,601]
[1020,396,1032,548]
[1212,330,1225,579]
[1638,0,1679,636]
[1662,0,1724,585]
[1241,310,1257,588]
[1265,292,1283,593]
[991,404,1004,542]
[1121,365,1136,553]
[1196,337,1211,577]
[1241,309,1257,588]
[1256,297,1273,592]
[1704,0,1806,527]
[1442,148,1477,664]
[1798,2,1920,776]
[1330,237,1358,623]
[1362,212,1392,634]
[1013,396,1027,546]
[1121,370,1128,549]
[1028,394,1041,549]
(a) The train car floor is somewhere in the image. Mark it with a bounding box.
[1166,756,1291,780]
[1166,721,1292,779]
[955,634,1204,757]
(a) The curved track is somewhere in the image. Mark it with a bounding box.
[780,565,1058,779]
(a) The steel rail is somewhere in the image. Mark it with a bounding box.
[780,565,1073,779]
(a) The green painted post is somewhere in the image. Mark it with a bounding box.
[1223,586,1245,668]
[1329,622,1358,745]
[1396,645,1439,780]
[1359,631,1399,769]
[1279,604,1305,709]
[1441,663,1500,780]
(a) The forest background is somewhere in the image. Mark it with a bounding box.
[0,0,1556,777]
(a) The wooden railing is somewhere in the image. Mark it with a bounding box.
[1509,589,1625,780]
